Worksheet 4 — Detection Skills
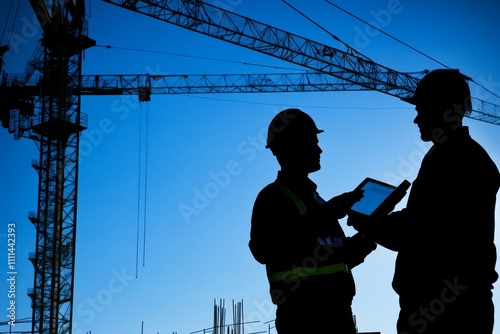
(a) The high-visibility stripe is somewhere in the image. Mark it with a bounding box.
[268,263,349,283]
[272,182,307,215]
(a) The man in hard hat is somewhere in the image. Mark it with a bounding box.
[348,69,499,334]
[249,108,377,334]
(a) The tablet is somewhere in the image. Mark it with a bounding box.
[350,178,411,216]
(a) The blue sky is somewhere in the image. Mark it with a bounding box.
[1,0,500,333]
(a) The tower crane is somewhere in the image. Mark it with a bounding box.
[102,0,500,125]
[1,1,500,334]
[1,0,95,333]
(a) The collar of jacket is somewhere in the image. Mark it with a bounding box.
[276,170,318,197]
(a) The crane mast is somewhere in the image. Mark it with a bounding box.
[13,1,96,333]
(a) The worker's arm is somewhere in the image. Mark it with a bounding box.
[347,209,410,252]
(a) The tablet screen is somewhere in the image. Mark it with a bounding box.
[350,178,397,216]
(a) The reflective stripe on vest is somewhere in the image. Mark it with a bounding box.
[272,181,325,214]
[268,263,349,283]
[269,181,349,283]
[271,182,307,215]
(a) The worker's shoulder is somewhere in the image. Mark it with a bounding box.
[256,181,281,195]
[464,136,498,170]
[254,181,292,202]
[252,181,302,216]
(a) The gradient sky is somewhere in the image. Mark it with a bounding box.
[1,0,500,333]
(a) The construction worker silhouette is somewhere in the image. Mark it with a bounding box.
[249,108,377,334]
[348,69,499,334]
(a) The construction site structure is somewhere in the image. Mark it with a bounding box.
[1,1,499,333]
[102,0,500,125]
[190,299,382,334]
[2,0,95,333]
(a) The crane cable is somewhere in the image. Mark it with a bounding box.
[142,102,149,269]
[323,0,500,101]
[281,0,374,63]
[1,0,21,56]
[0,2,10,44]
[136,102,150,278]
[96,44,307,72]
[323,0,449,69]
[136,104,142,278]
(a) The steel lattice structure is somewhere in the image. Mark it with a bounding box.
[4,0,95,333]
[102,0,500,125]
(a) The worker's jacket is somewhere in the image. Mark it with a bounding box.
[249,171,375,306]
[362,127,499,300]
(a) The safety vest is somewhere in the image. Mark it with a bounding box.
[268,182,350,284]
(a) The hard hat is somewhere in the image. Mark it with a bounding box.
[406,69,472,112]
[265,108,323,150]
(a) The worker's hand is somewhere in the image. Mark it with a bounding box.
[325,189,364,219]
[347,210,386,239]
[347,211,369,230]
[344,232,377,268]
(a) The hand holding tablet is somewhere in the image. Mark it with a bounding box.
[349,178,411,217]
[324,188,365,219]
